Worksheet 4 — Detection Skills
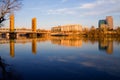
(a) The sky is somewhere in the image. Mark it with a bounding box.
[5,0,120,29]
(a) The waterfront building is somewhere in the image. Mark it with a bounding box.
[106,16,113,29]
[98,16,113,29]
[99,20,107,28]
[51,24,82,32]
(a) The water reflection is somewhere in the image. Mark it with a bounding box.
[10,40,15,57]
[32,38,37,54]
[0,36,120,58]
[0,36,120,80]
[99,39,113,54]
[51,36,82,47]
[0,56,22,80]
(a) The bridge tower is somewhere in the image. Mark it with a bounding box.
[28,17,37,38]
[32,17,37,32]
[10,14,14,32]
[9,14,16,39]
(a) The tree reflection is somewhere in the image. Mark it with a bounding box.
[0,56,22,80]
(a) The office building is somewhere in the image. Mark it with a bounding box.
[99,20,107,28]
[106,16,113,29]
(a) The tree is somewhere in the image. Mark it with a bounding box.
[0,0,22,25]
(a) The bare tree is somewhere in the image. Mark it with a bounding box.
[0,0,22,25]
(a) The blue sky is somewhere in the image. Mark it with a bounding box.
[6,0,120,29]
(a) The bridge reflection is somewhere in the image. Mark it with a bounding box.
[0,36,120,58]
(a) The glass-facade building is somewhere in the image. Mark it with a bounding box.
[98,20,107,28]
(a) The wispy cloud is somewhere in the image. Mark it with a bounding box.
[47,0,120,16]
[47,8,76,15]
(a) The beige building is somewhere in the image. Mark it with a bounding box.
[51,24,82,32]
[106,16,113,29]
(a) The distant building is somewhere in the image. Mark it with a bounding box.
[99,20,106,28]
[51,24,82,32]
[106,16,113,29]
[98,16,113,29]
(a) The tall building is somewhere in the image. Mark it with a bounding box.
[99,20,106,28]
[10,14,14,32]
[106,16,113,29]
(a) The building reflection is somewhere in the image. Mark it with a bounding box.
[10,40,15,58]
[32,38,37,54]
[51,37,82,47]
[1,36,118,57]
[99,39,113,54]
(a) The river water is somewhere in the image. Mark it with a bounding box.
[0,36,120,80]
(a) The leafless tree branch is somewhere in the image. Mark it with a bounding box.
[0,0,22,25]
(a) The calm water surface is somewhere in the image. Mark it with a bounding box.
[0,37,120,80]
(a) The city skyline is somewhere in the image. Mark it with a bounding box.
[4,0,120,29]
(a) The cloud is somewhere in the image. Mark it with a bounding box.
[47,8,76,15]
[80,3,96,9]
[47,0,120,16]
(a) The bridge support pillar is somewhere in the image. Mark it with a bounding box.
[6,33,9,39]
[9,32,17,39]
[16,33,20,39]
[27,33,37,38]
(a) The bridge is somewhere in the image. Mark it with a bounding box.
[0,28,50,33]
[0,28,50,38]
[0,14,50,39]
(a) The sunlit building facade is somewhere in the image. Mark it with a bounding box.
[106,16,113,29]
[51,24,82,32]
[98,16,113,29]
[99,20,107,28]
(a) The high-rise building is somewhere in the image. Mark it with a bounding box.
[106,16,113,29]
[98,16,113,29]
[98,20,106,28]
